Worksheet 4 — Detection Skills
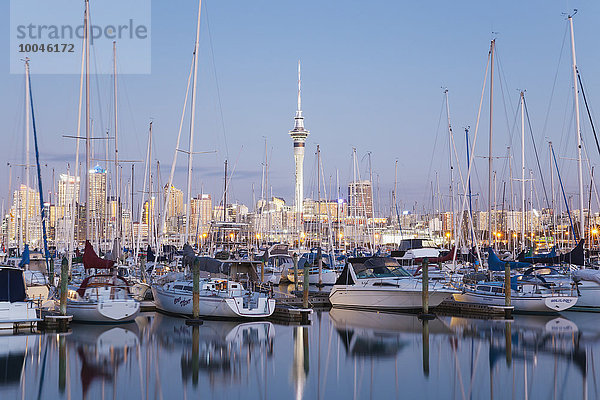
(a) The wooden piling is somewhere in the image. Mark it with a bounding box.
[186,259,203,326]
[504,261,511,318]
[293,253,299,292]
[60,257,68,316]
[422,258,429,314]
[261,261,265,283]
[303,260,309,309]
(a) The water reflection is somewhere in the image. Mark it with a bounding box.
[0,309,599,399]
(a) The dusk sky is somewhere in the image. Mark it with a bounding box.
[1,0,599,216]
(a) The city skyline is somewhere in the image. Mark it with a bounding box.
[1,1,600,221]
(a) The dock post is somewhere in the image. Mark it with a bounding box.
[60,257,68,316]
[303,259,309,309]
[293,253,299,292]
[261,260,265,283]
[186,259,203,326]
[504,261,511,318]
[317,247,323,288]
[422,258,429,314]
[419,258,435,320]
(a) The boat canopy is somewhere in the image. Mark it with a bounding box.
[0,267,27,303]
[181,245,260,281]
[335,257,411,285]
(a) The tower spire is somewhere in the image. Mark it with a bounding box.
[297,60,302,113]
[289,61,309,217]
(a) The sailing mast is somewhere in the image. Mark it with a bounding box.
[444,89,456,246]
[568,13,585,243]
[85,0,91,240]
[520,91,526,250]
[185,0,202,244]
[24,59,31,250]
[113,41,121,252]
[488,39,495,246]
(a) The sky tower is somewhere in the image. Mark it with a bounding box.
[289,61,309,215]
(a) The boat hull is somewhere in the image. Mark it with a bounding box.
[152,286,276,319]
[453,292,578,313]
[329,286,454,310]
[0,301,40,330]
[65,299,140,323]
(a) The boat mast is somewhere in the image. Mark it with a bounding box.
[113,41,121,246]
[568,13,585,243]
[317,144,322,285]
[520,91,526,250]
[444,89,456,246]
[24,59,31,250]
[85,0,91,241]
[488,39,495,246]
[185,0,202,244]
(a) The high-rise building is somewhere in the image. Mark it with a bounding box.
[190,194,212,237]
[88,165,107,230]
[348,180,374,219]
[8,185,42,248]
[164,184,183,233]
[289,62,309,215]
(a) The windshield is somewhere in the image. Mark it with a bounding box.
[356,265,412,279]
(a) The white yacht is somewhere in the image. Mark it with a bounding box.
[0,266,41,330]
[452,278,578,313]
[153,277,275,318]
[329,257,457,310]
[64,274,140,323]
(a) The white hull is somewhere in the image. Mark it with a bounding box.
[263,271,282,285]
[65,299,140,323]
[329,285,454,310]
[453,292,577,313]
[0,301,40,330]
[152,286,276,318]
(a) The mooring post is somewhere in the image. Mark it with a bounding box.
[186,259,203,325]
[422,258,429,314]
[293,253,299,292]
[60,257,68,316]
[504,261,511,318]
[261,260,265,283]
[303,259,309,309]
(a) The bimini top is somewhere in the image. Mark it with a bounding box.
[335,257,412,285]
[0,267,27,303]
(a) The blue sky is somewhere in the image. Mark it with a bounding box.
[1,0,599,216]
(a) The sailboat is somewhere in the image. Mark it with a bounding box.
[62,241,140,322]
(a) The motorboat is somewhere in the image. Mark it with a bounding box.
[153,277,275,318]
[62,241,140,323]
[329,256,457,310]
[0,266,41,330]
[452,278,578,313]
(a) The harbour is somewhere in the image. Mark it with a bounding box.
[2,0,600,399]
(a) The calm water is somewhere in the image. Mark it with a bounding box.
[0,309,597,400]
